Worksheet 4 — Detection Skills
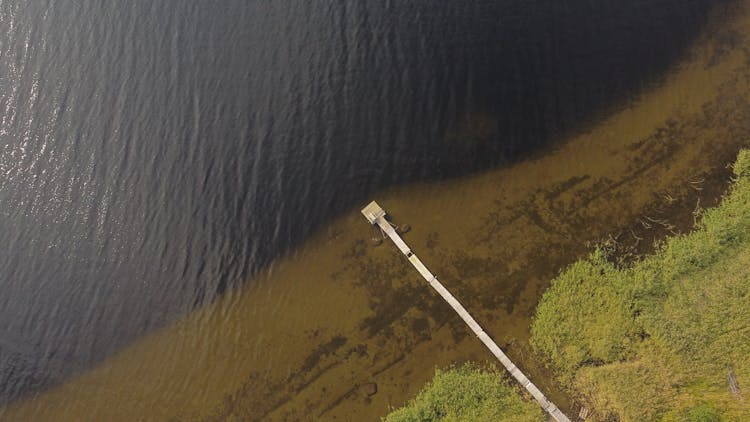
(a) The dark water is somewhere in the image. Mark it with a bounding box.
[0,0,726,403]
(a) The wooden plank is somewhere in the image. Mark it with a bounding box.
[376,219,411,255]
[362,202,571,422]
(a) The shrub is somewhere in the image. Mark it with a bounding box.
[383,363,544,422]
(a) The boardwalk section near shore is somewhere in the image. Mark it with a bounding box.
[361,201,571,422]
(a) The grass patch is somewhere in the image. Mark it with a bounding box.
[383,363,544,422]
[531,149,750,421]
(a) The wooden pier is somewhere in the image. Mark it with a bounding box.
[361,201,571,422]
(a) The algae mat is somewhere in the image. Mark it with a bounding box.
[4,2,750,421]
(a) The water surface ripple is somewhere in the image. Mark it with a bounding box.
[0,0,725,402]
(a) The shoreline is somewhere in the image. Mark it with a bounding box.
[4,1,750,420]
[529,149,750,420]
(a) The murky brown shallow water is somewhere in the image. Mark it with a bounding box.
[4,1,750,421]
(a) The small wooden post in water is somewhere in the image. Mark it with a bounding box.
[361,201,571,422]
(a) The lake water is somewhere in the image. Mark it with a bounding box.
[0,0,731,414]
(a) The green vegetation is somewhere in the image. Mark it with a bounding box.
[385,151,750,421]
[383,363,544,422]
[531,149,750,421]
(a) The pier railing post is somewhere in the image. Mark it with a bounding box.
[361,201,571,422]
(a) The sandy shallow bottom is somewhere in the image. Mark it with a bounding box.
[5,2,750,421]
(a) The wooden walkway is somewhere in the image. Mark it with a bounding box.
[361,201,571,422]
